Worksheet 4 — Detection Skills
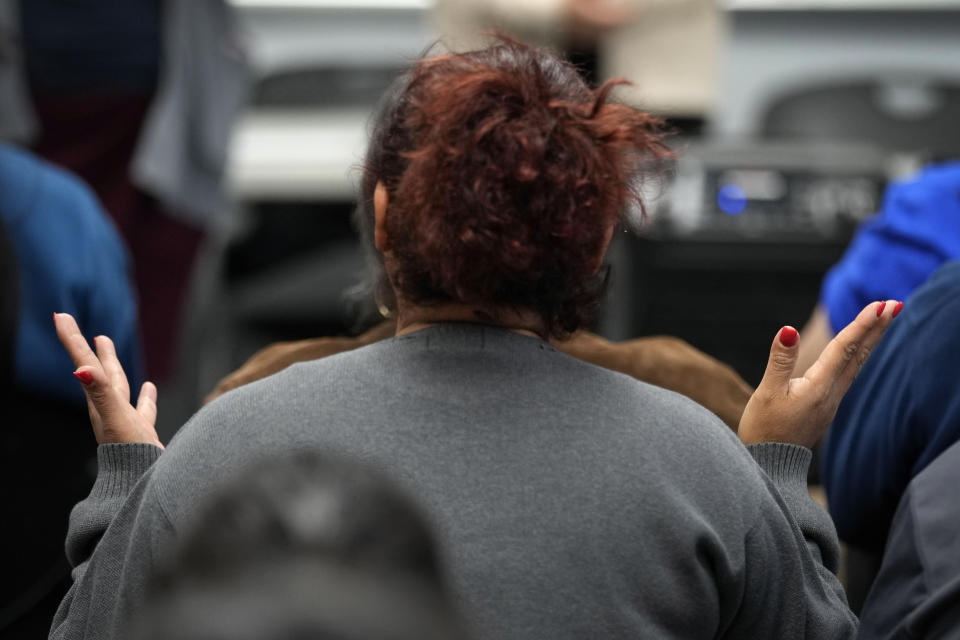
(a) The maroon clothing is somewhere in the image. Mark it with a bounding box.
[30,91,203,382]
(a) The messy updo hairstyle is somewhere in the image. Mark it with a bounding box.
[359,38,669,337]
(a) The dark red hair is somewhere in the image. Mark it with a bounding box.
[364,39,669,337]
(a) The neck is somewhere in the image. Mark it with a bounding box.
[394,302,547,340]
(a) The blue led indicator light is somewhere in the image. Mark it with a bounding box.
[717,183,747,215]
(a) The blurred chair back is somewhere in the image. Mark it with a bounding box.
[761,78,960,158]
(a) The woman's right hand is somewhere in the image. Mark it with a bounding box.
[739,300,902,449]
[54,313,163,449]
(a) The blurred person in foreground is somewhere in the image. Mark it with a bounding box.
[130,453,462,640]
[0,0,250,383]
[52,40,898,639]
[855,437,960,639]
[0,142,142,639]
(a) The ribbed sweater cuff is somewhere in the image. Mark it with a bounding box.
[746,442,811,492]
[89,443,163,500]
[747,442,841,571]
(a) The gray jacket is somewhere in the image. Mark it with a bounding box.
[0,0,251,228]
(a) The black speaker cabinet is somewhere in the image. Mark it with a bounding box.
[607,233,850,388]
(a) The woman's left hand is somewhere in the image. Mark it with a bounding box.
[54,313,163,449]
[739,300,900,448]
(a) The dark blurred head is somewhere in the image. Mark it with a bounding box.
[355,38,668,337]
[130,453,462,640]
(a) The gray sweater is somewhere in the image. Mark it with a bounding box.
[50,324,857,639]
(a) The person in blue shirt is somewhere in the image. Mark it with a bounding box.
[857,438,960,639]
[0,142,144,639]
[0,142,142,404]
[822,260,960,554]
[795,162,960,375]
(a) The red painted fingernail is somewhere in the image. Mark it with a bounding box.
[892,301,904,318]
[876,301,886,317]
[73,370,93,385]
[779,326,799,347]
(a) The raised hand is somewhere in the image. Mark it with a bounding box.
[739,300,902,448]
[53,313,163,449]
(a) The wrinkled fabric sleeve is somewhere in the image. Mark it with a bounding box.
[750,443,841,571]
[725,442,858,638]
[49,443,167,640]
